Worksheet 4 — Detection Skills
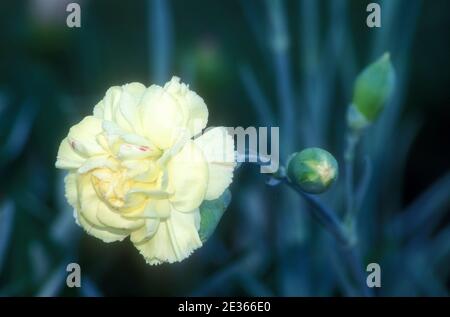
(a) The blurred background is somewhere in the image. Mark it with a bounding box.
[0,0,449,296]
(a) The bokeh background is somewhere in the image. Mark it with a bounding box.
[0,0,449,296]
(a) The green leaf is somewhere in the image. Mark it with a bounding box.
[198,190,232,243]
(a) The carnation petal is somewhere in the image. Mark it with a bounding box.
[56,116,105,170]
[76,174,108,228]
[100,86,122,122]
[142,199,171,218]
[164,76,208,137]
[66,116,105,157]
[194,127,235,200]
[77,210,128,243]
[167,141,208,212]
[96,202,144,230]
[55,138,85,169]
[64,173,78,208]
[116,83,146,133]
[140,85,186,150]
[133,208,202,264]
[130,218,160,244]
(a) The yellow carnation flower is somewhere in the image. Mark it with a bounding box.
[55,77,235,265]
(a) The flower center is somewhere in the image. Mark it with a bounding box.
[91,168,131,209]
[316,161,335,185]
[89,155,166,214]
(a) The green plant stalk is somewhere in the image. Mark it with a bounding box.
[284,179,351,246]
[344,130,360,232]
[282,177,371,296]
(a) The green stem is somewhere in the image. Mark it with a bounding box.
[283,179,352,247]
[341,247,371,297]
[282,178,371,296]
[342,130,373,296]
[344,131,359,229]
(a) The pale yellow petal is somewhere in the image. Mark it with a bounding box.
[167,141,208,212]
[194,127,235,200]
[56,116,105,170]
[78,156,117,174]
[130,218,160,244]
[142,199,171,218]
[76,174,106,228]
[93,100,105,119]
[96,202,144,230]
[94,83,147,134]
[77,209,128,243]
[112,84,143,132]
[64,173,78,208]
[133,208,202,264]
[164,76,208,137]
[100,86,122,122]
[116,83,146,134]
[55,138,85,170]
[140,85,186,150]
[66,116,105,157]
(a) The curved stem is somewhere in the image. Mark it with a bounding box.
[341,247,371,297]
[283,179,352,247]
[344,131,359,227]
[355,156,372,212]
[282,177,371,296]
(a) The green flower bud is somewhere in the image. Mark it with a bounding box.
[287,148,338,194]
[351,52,395,124]
[347,103,371,131]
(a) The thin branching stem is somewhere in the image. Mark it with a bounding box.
[282,177,372,297]
[344,131,360,228]
[283,179,351,247]
[355,156,372,212]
